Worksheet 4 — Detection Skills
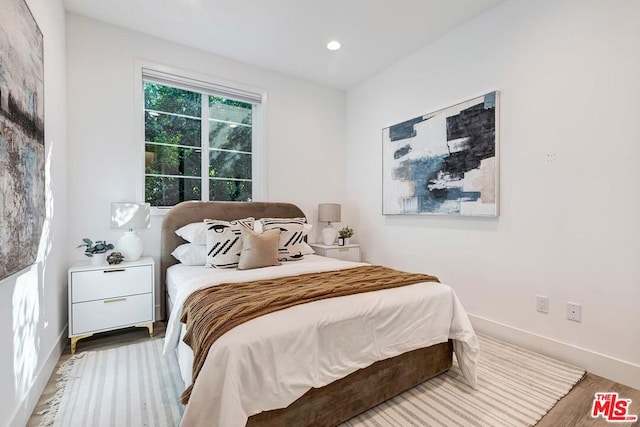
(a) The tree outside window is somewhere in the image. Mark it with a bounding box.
[144,82,254,207]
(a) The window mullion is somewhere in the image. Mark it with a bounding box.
[201,95,209,201]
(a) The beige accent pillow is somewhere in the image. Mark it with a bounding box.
[237,227,281,270]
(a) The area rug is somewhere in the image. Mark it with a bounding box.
[39,335,585,427]
[341,335,586,427]
[39,339,184,427]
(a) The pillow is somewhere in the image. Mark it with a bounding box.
[175,222,207,245]
[301,223,315,255]
[260,217,307,261]
[302,241,315,255]
[256,219,315,255]
[237,227,281,270]
[205,217,255,268]
[171,243,206,266]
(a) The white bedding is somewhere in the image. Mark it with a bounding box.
[164,255,479,427]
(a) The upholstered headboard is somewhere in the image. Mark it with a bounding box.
[160,201,306,319]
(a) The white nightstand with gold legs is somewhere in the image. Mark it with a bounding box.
[70,334,92,354]
[135,321,154,338]
[68,257,155,354]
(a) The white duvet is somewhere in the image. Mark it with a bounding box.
[164,255,479,427]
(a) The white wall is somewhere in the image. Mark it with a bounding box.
[0,1,68,426]
[66,14,347,318]
[346,0,640,388]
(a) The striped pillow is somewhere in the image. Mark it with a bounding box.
[260,217,307,261]
[205,217,254,268]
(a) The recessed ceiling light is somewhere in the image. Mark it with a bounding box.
[327,40,341,51]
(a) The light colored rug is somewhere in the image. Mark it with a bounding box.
[342,335,585,426]
[40,335,585,427]
[39,339,184,427]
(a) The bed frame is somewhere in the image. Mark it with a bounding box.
[161,201,453,426]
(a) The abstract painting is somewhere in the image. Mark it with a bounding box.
[382,92,499,216]
[0,0,45,280]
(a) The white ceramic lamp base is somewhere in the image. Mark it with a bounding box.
[321,224,337,245]
[117,230,143,261]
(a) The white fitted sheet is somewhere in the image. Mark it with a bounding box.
[164,256,479,427]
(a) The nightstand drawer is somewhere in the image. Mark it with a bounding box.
[71,265,153,303]
[325,247,360,262]
[72,293,153,335]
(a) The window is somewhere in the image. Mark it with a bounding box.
[142,69,261,207]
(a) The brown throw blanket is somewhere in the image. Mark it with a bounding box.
[179,265,439,404]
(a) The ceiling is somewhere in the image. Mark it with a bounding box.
[62,0,505,90]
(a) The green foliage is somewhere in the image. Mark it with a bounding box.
[145,83,201,116]
[77,238,114,257]
[145,176,201,207]
[145,112,201,147]
[210,179,252,202]
[209,151,251,179]
[209,120,252,152]
[143,82,254,206]
[338,226,354,238]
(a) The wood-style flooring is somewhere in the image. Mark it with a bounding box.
[27,324,640,426]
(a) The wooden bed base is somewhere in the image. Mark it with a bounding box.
[161,201,454,426]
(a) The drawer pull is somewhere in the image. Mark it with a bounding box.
[103,297,127,304]
[339,248,349,252]
[103,269,125,273]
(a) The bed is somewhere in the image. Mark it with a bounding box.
[161,201,479,427]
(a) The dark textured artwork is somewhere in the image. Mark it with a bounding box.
[0,0,45,280]
[382,92,498,216]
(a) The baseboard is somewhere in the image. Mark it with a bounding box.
[469,314,640,390]
[9,324,68,427]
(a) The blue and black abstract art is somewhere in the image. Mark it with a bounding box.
[382,92,499,216]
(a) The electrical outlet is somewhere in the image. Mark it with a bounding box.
[566,302,582,322]
[536,295,549,313]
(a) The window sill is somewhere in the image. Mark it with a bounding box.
[150,207,172,217]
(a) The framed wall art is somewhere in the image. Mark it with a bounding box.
[382,91,499,216]
[0,0,45,280]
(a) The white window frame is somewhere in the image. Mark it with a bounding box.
[133,60,267,215]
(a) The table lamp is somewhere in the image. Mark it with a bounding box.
[318,203,341,245]
[110,202,150,261]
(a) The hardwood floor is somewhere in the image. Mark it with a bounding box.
[27,326,639,426]
[537,373,640,427]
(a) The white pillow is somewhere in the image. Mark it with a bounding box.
[301,224,315,254]
[205,217,255,268]
[260,217,308,261]
[175,222,207,245]
[302,242,315,255]
[171,243,206,266]
[256,220,315,255]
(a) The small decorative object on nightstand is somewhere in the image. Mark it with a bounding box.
[309,243,361,262]
[337,225,354,246]
[107,251,125,265]
[68,257,155,354]
[77,238,114,266]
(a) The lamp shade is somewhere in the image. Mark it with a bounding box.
[110,203,151,230]
[318,203,341,223]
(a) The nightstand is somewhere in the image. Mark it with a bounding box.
[309,243,361,262]
[68,257,155,353]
